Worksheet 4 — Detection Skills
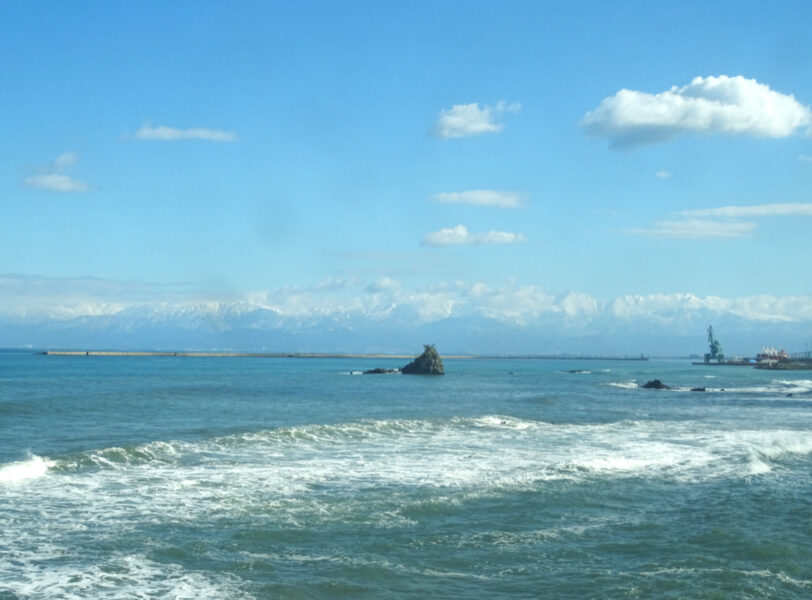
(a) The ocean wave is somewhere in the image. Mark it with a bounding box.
[2,416,810,599]
[774,379,812,394]
[52,440,193,472]
[606,378,812,396]
[607,381,638,389]
[0,554,253,600]
[14,416,811,491]
[0,455,54,483]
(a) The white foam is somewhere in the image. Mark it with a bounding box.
[4,554,253,600]
[3,416,810,597]
[607,381,638,389]
[746,453,772,475]
[774,379,812,394]
[0,455,53,483]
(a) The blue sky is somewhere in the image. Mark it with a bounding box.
[2,1,811,352]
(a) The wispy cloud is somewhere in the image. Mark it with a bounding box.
[628,219,756,239]
[422,224,526,246]
[679,203,812,218]
[433,190,525,208]
[52,152,79,170]
[799,155,812,162]
[630,202,812,240]
[582,75,811,148]
[656,170,671,179]
[133,125,238,142]
[366,277,401,294]
[24,174,91,193]
[433,101,521,139]
[24,152,91,192]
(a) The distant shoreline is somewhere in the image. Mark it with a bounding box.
[38,350,650,361]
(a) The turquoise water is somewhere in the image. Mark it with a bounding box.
[1,353,810,598]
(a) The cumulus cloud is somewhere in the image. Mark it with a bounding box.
[561,292,600,319]
[433,101,520,139]
[582,75,811,148]
[133,125,238,142]
[628,219,756,239]
[433,190,525,208]
[24,152,91,192]
[422,225,526,246]
[679,203,812,217]
[4,274,812,350]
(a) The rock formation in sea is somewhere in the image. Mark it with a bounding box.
[641,379,670,389]
[400,344,445,375]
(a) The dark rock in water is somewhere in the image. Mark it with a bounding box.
[641,379,670,389]
[690,387,707,392]
[364,368,400,374]
[401,344,444,375]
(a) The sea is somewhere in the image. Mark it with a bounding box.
[1,351,810,599]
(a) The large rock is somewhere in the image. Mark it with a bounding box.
[641,379,670,389]
[401,345,444,375]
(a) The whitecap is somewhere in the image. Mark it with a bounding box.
[607,381,638,389]
[0,455,53,483]
[4,554,253,600]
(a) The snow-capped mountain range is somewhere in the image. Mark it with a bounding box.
[2,275,809,355]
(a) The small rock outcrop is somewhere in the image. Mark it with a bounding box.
[401,345,444,375]
[364,368,399,374]
[641,379,670,389]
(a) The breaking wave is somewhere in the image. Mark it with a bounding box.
[0,455,54,483]
[6,415,809,495]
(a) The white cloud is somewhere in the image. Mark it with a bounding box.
[52,152,79,170]
[24,173,91,193]
[133,125,238,142]
[433,190,525,208]
[311,277,357,291]
[628,219,756,239]
[656,170,671,179]
[800,155,812,162]
[610,293,812,323]
[679,203,812,218]
[561,292,600,319]
[24,152,91,192]
[4,274,812,348]
[367,277,401,294]
[433,101,520,139]
[422,225,526,246]
[582,75,811,148]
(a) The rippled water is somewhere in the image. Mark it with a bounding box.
[1,353,810,598]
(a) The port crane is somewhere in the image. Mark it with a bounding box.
[704,326,724,364]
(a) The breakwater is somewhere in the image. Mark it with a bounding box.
[42,350,417,359]
[41,350,649,361]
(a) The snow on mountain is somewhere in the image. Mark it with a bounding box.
[1,295,809,355]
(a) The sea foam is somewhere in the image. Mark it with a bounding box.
[0,455,52,483]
